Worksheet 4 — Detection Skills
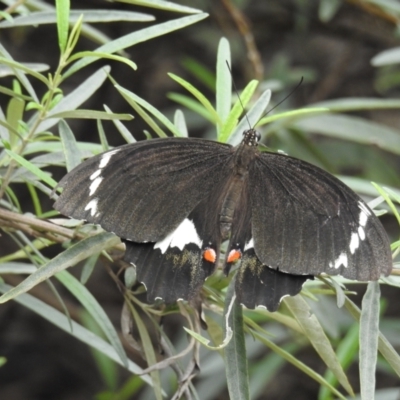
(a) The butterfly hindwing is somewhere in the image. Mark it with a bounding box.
[54,138,233,242]
[123,181,234,303]
[250,152,392,280]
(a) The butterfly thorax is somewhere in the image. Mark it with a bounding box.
[219,138,258,240]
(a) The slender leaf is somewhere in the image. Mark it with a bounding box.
[128,303,163,400]
[345,296,400,376]
[55,270,128,367]
[0,283,155,384]
[292,114,400,155]
[169,73,221,125]
[0,10,154,27]
[34,66,111,132]
[224,278,250,400]
[103,104,136,144]
[0,232,120,303]
[56,0,70,53]
[285,296,354,395]
[219,80,258,143]
[5,149,57,188]
[58,120,81,171]
[115,85,180,136]
[216,37,231,134]
[359,282,381,400]
[113,0,202,14]
[65,13,208,78]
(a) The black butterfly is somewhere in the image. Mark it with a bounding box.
[54,130,392,311]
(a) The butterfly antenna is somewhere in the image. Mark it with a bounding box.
[226,61,252,129]
[260,76,304,120]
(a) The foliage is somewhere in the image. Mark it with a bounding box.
[0,1,399,399]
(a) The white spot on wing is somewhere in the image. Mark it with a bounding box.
[358,226,365,240]
[99,148,120,169]
[154,218,202,254]
[349,232,360,254]
[359,210,368,227]
[244,238,254,251]
[84,198,98,216]
[90,169,101,180]
[89,177,103,196]
[332,252,348,269]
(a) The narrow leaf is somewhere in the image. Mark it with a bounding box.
[55,270,129,367]
[56,0,70,53]
[59,119,81,171]
[0,283,155,385]
[216,37,231,134]
[65,13,208,78]
[0,232,120,303]
[224,278,250,400]
[359,282,381,400]
[285,296,354,395]
[5,149,57,188]
[169,73,221,125]
[34,66,111,132]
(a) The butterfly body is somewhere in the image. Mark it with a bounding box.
[54,130,392,311]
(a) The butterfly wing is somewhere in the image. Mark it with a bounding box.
[224,180,312,311]
[54,138,233,242]
[250,152,392,280]
[123,182,229,303]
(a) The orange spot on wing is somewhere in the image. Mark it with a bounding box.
[227,249,241,263]
[203,248,216,263]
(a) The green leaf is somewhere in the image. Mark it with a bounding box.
[55,270,129,368]
[0,283,155,384]
[5,149,57,188]
[65,13,208,78]
[113,0,202,14]
[128,302,162,400]
[0,10,154,27]
[292,114,400,155]
[58,120,81,171]
[103,104,136,144]
[345,296,400,377]
[56,0,70,53]
[169,73,221,126]
[115,89,168,138]
[250,329,347,400]
[224,279,250,400]
[47,109,133,121]
[359,282,381,400]
[216,37,231,134]
[0,43,40,101]
[68,51,137,70]
[115,85,180,136]
[284,296,354,395]
[0,232,120,303]
[173,109,188,137]
[318,323,359,400]
[35,66,111,132]
[167,92,214,122]
[219,80,258,143]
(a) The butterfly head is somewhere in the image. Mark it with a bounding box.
[242,129,261,147]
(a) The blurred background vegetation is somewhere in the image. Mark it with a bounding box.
[0,0,399,399]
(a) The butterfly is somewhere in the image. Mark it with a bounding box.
[54,129,392,311]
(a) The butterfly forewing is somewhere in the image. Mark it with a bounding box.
[250,152,392,280]
[54,138,233,242]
